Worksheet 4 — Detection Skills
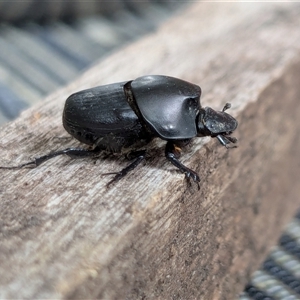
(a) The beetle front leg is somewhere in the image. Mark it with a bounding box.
[0,147,102,169]
[102,150,146,187]
[217,135,237,149]
[165,141,200,184]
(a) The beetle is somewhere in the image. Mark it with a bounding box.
[0,75,238,187]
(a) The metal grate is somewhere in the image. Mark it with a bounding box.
[0,2,183,125]
[240,212,300,300]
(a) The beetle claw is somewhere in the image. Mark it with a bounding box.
[185,171,200,190]
[185,170,201,187]
[103,172,123,187]
[185,171,200,183]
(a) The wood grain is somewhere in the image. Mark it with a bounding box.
[1,3,300,299]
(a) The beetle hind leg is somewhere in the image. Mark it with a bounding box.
[0,147,102,169]
[165,141,200,186]
[102,150,146,187]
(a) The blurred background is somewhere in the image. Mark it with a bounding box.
[0,0,184,125]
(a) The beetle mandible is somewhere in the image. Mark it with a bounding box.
[0,75,238,187]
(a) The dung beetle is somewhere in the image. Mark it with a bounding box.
[0,75,238,186]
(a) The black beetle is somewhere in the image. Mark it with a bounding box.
[0,75,238,186]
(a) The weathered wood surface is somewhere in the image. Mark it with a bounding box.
[1,3,300,299]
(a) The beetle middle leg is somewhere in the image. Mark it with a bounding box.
[102,150,146,187]
[0,147,102,169]
[165,141,200,184]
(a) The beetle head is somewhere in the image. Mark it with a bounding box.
[197,103,238,148]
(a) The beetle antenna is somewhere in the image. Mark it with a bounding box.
[222,103,231,112]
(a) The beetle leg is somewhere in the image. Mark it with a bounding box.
[165,141,200,184]
[0,147,102,169]
[217,135,237,148]
[102,150,146,187]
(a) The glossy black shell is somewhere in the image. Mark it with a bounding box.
[131,75,201,139]
[63,81,149,152]
[63,75,202,152]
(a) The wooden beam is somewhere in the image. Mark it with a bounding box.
[1,3,300,299]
